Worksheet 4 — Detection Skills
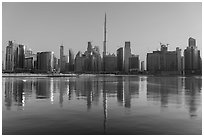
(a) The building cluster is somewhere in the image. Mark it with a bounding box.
[146,37,202,75]
[3,14,202,75]
[3,40,141,74]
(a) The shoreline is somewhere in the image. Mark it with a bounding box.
[2,73,78,77]
[2,73,202,78]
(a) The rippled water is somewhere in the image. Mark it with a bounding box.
[2,76,202,135]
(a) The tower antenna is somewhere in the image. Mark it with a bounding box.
[103,13,107,57]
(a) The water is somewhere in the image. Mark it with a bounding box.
[2,76,202,135]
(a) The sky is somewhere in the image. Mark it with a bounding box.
[2,2,202,62]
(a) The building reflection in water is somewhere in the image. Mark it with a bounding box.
[35,78,51,99]
[102,77,108,134]
[123,76,139,108]
[68,78,75,100]
[184,77,202,118]
[4,79,14,110]
[146,76,202,117]
[124,77,131,108]
[4,78,35,110]
[117,77,124,106]
[3,76,202,119]
[58,78,68,107]
[13,80,24,109]
[50,78,54,104]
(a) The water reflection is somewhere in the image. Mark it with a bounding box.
[184,77,202,117]
[3,76,202,118]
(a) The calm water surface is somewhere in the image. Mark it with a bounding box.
[2,76,202,135]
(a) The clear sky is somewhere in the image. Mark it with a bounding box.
[2,2,202,62]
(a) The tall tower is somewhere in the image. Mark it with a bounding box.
[124,42,131,73]
[103,13,107,57]
[60,44,64,72]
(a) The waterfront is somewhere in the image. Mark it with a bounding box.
[2,76,202,135]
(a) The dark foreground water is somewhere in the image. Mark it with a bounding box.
[2,76,202,135]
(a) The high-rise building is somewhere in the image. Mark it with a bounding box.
[103,13,107,57]
[124,41,131,73]
[141,61,145,71]
[69,49,74,72]
[184,37,201,74]
[25,57,34,71]
[189,37,196,47]
[129,54,139,72]
[37,51,54,73]
[146,43,182,75]
[181,56,185,75]
[5,41,14,72]
[5,41,17,72]
[75,51,86,73]
[103,54,117,72]
[25,54,36,71]
[15,44,25,71]
[60,45,65,72]
[103,13,107,71]
[75,42,102,73]
[92,45,102,72]
[117,47,123,72]
[147,51,160,73]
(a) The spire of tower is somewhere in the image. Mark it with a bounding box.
[103,13,107,56]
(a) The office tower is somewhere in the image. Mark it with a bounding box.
[53,55,58,71]
[103,54,117,72]
[25,57,34,71]
[60,45,64,72]
[75,51,86,72]
[76,42,102,73]
[141,61,145,71]
[184,37,201,74]
[5,41,14,72]
[87,42,92,54]
[15,44,25,71]
[69,49,74,72]
[147,51,160,73]
[181,56,185,74]
[117,47,123,72]
[189,37,196,47]
[37,51,54,73]
[92,46,102,72]
[124,41,131,73]
[147,43,182,75]
[129,54,140,72]
[176,47,182,71]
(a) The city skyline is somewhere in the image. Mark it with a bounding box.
[2,2,202,62]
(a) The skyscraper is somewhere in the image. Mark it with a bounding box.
[188,37,196,47]
[103,54,117,72]
[60,45,64,72]
[124,41,131,73]
[102,13,107,72]
[184,37,201,74]
[5,41,17,72]
[103,13,107,57]
[37,51,54,73]
[69,49,74,72]
[129,54,140,72]
[15,44,25,71]
[117,47,123,72]
[146,43,182,74]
